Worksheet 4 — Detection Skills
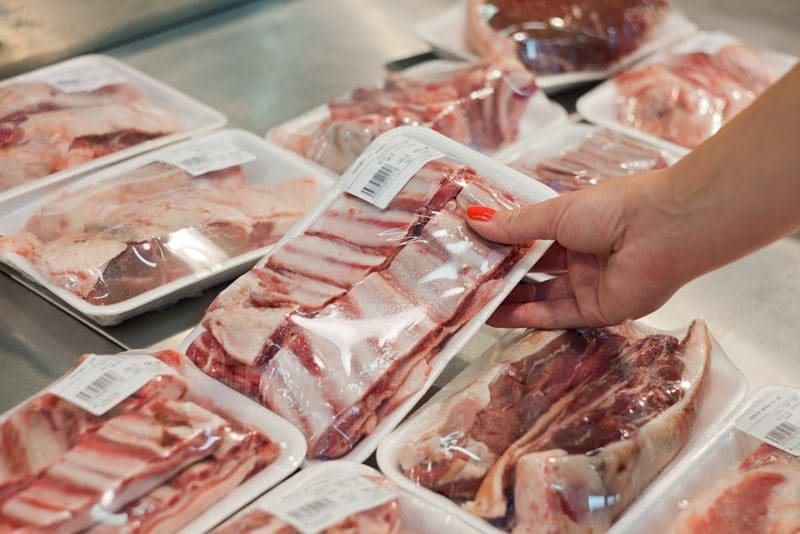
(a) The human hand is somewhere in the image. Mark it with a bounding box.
[467,169,687,329]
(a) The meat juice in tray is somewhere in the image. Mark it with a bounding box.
[267,59,567,174]
[577,31,799,153]
[0,54,226,204]
[180,126,558,464]
[0,129,333,325]
[614,385,800,533]
[0,349,306,533]
[412,1,697,92]
[377,320,748,533]
[211,462,482,533]
[496,122,680,194]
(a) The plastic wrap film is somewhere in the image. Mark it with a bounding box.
[273,58,539,174]
[0,81,181,193]
[185,128,556,460]
[0,350,292,533]
[212,462,482,533]
[0,161,325,306]
[614,42,776,148]
[465,0,670,75]
[506,125,672,193]
[388,320,710,532]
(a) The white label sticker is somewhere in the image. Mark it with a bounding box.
[50,354,177,416]
[37,62,130,93]
[266,472,398,533]
[160,139,256,176]
[343,133,445,209]
[735,387,800,456]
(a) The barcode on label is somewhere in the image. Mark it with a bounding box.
[288,496,337,520]
[360,163,399,199]
[75,370,123,402]
[765,421,800,446]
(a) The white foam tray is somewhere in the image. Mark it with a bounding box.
[377,321,748,533]
[216,461,483,532]
[413,4,698,93]
[0,54,227,204]
[0,350,307,534]
[0,129,336,326]
[266,59,568,165]
[180,126,559,466]
[576,31,799,154]
[613,385,796,532]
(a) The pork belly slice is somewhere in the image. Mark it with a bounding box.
[261,272,437,458]
[87,426,279,534]
[212,500,401,534]
[0,352,185,503]
[0,398,226,533]
[497,321,710,531]
[671,444,800,534]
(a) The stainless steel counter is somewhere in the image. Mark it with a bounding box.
[0,0,798,411]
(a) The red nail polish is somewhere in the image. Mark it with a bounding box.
[467,205,496,221]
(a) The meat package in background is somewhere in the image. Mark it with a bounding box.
[505,124,672,193]
[272,58,540,173]
[465,0,670,75]
[614,41,779,148]
[672,443,800,533]
[185,129,556,460]
[0,350,282,533]
[0,80,181,192]
[0,159,325,307]
[389,320,710,532]
[211,462,481,534]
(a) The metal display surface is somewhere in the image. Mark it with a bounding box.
[0,0,798,411]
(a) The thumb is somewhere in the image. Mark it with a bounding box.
[466,196,569,245]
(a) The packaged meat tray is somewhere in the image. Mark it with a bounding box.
[267,59,567,174]
[614,385,800,533]
[0,54,226,204]
[577,32,799,153]
[496,122,680,194]
[0,349,306,533]
[180,126,558,464]
[412,2,697,93]
[377,319,748,533]
[211,461,482,533]
[0,129,333,326]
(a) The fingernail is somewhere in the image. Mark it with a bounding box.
[467,206,496,221]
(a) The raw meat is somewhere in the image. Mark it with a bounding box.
[398,321,710,532]
[615,43,777,147]
[186,159,536,458]
[672,444,800,533]
[511,128,670,193]
[465,0,669,74]
[212,502,401,534]
[0,82,181,191]
[1,162,325,305]
[274,59,537,173]
[0,398,228,533]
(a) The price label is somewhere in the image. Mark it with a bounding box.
[50,354,177,416]
[735,387,800,456]
[160,139,256,176]
[38,62,130,93]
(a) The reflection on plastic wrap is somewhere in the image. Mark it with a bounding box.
[185,156,540,459]
[274,59,537,174]
[395,321,710,532]
[615,43,776,147]
[0,82,182,192]
[672,443,800,533]
[465,0,670,74]
[0,350,280,533]
[510,127,671,193]
[212,462,480,533]
[0,161,325,305]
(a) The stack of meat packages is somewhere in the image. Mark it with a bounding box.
[0,351,279,533]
